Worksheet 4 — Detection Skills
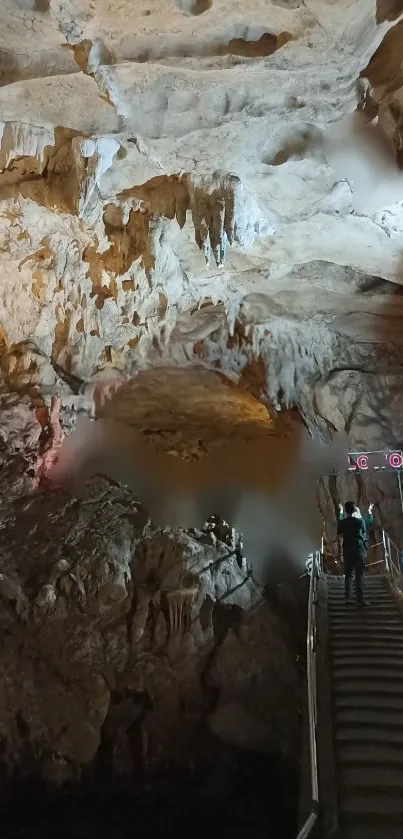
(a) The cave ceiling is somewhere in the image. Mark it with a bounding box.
[1,0,403,499]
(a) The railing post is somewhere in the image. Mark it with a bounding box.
[297,549,320,839]
[382,529,402,580]
[388,535,393,577]
[382,528,390,574]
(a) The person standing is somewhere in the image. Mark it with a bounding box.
[337,501,374,606]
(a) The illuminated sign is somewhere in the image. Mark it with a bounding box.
[348,450,403,472]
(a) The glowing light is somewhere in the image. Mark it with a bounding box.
[348,450,403,471]
[389,452,403,469]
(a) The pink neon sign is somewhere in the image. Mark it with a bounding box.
[348,450,403,471]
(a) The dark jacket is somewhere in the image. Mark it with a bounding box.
[337,512,373,559]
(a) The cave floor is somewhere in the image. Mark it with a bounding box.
[1,751,298,839]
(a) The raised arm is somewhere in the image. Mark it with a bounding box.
[337,503,344,535]
[363,502,374,527]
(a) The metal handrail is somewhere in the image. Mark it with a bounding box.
[382,529,402,580]
[297,549,321,839]
[298,529,401,839]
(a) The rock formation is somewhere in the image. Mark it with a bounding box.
[1,0,403,812]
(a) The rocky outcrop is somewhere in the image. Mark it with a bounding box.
[0,480,303,786]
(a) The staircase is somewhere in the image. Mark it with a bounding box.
[328,575,403,839]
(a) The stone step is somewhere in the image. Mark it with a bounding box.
[330,599,394,607]
[340,795,403,824]
[329,605,398,614]
[330,637,403,657]
[329,595,392,603]
[328,581,388,590]
[329,604,397,614]
[330,638,403,652]
[329,586,390,593]
[331,635,403,646]
[330,617,403,627]
[330,613,399,623]
[331,648,403,660]
[335,708,403,728]
[333,680,403,696]
[332,595,395,606]
[328,586,392,595]
[330,630,403,643]
[337,742,403,766]
[328,576,388,583]
[339,765,403,794]
[342,826,402,839]
[336,727,403,745]
[332,667,403,682]
[329,605,400,613]
[328,592,390,599]
[331,644,403,655]
[329,611,403,636]
[331,645,403,658]
[329,588,392,595]
[329,600,396,609]
[331,655,403,668]
[335,694,403,711]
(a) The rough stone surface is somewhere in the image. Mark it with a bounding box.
[0,477,304,787]
[1,0,403,796]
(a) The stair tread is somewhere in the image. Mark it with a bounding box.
[329,592,393,598]
[330,606,403,628]
[330,615,399,623]
[332,644,403,650]
[327,575,391,595]
[341,795,403,815]
[327,588,394,598]
[331,656,403,668]
[330,610,401,616]
[330,631,403,638]
[330,631,403,640]
[329,593,395,599]
[329,601,394,606]
[342,827,403,839]
[333,681,403,695]
[330,607,397,613]
[331,646,403,655]
[339,765,403,790]
[328,576,387,581]
[335,708,403,727]
[337,743,403,764]
[330,639,403,648]
[336,728,403,744]
[333,667,403,680]
[335,695,403,710]
[332,666,403,680]
[330,612,395,618]
[331,614,398,620]
[329,581,389,587]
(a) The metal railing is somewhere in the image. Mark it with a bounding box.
[382,529,402,580]
[366,540,387,570]
[297,529,401,839]
[297,548,321,839]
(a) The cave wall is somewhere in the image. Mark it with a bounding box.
[0,477,304,787]
[1,0,403,787]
